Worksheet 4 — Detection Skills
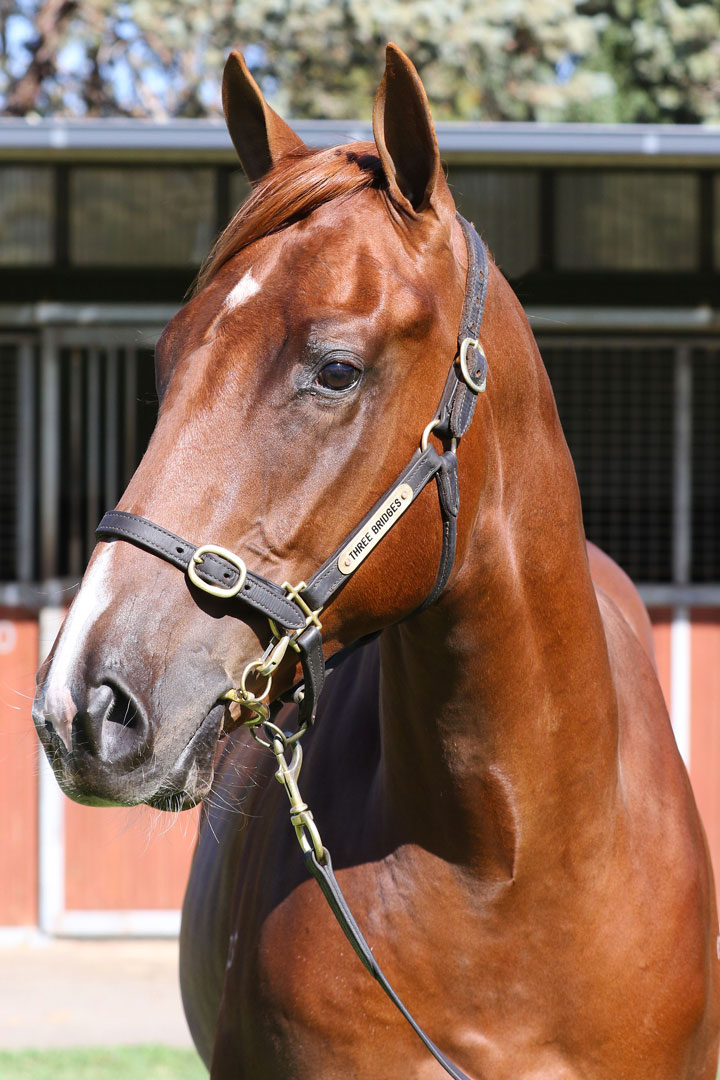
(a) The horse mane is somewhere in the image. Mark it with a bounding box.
[195,142,387,291]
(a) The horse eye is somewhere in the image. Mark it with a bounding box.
[316,361,360,392]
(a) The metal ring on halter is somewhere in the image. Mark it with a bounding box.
[459,337,487,393]
[240,660,273,702]
[421,417,442,452]
[249,717,309,751]
[187,544,247,598]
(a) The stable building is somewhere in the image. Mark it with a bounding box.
[0,118,718,938]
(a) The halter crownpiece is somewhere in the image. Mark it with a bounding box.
[95,215,489,731]
[94,213,488,1080]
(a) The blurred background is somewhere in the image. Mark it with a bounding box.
[0,1,718,1075]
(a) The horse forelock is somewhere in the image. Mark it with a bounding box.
[195,142,387,292]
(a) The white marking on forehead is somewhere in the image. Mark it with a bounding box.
[45,544,115,710]
[223,270,260,313]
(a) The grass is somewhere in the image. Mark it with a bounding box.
[0,1045,207,1079]
[0,1045,715,1078]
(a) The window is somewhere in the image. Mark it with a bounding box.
[555,171,698,271]
[451,168,539,278]
[0,167,54,265]
[70,168,216,266]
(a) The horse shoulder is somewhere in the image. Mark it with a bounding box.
[592,576,720,1062]
[587,541,656,668]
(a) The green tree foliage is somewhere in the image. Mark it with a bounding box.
[1,0,718,122]
[578,0,720,122]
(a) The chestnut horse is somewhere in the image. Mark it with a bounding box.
[34,45,719,1079]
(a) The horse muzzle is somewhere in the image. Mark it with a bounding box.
[32,677,225,808]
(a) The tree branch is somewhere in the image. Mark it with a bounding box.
[5,0,78,115]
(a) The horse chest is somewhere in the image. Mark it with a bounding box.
[185,760,718,1080]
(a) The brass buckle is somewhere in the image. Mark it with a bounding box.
[459,337,487,393]
[188,543,247,599]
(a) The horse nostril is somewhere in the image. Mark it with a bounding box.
[104,688,142,732]
[71,683,150,766]
[99,685,149,764]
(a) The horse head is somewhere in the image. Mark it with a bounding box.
[33,45,491,810]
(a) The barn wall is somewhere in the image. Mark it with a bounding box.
[0,611,38,927]
[689,611,720,892]
[64,802,198,912]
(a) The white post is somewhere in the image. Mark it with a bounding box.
[671,347,692,768]
[16,342,36,582]
[37,606,67,936]
[670,607,691,768]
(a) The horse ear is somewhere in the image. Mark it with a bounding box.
[372,43,446,216]
[222,50,305,184]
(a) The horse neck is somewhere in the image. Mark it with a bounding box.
[377,272,618,881]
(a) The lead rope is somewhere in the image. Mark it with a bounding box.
[247,719,475,1080]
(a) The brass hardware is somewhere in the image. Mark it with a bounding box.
[240,658,273,703]
[459,337,487,393]
[222,686,270,725]
[271,736,325,862]
[221,647,277,726]
[268,618,302,654]
[420,417,441,453]
[255,634,290,677]
[282,581,323,633]
[248,718,308,750]
[188,543,247,598]
[222,589,321,734]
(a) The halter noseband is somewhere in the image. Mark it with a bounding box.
[95,215,489,731]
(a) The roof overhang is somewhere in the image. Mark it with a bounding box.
[0,117,718,166]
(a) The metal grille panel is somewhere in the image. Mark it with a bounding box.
[692,347,720,584]
[0,346,18,580]
[52,346,157,578]
[541,341,675,582]
[0,330,717,592]
[555,171,698,271]
[1,337,158,589]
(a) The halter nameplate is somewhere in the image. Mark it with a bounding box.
[337,483,413,576]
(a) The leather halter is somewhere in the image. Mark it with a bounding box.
[96,215,488,729]
[95,215,488,1080]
